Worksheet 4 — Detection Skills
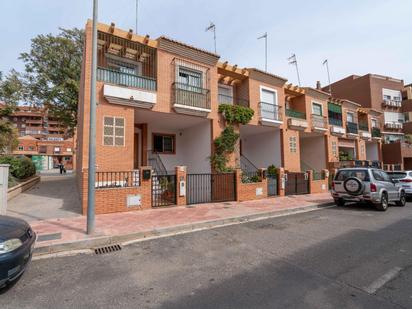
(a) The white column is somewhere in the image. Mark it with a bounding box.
[0,164,10,215]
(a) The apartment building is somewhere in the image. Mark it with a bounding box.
[76,21,383,214]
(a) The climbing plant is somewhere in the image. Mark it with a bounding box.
[218,104,254,125]
[210,104,254,172]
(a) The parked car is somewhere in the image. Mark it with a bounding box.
[0,216,36,289]
[387,171,412,198]
[331,168,406,211]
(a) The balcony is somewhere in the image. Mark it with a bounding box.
[172,82,211,117]
[26,119,43,124]
[311,114,328,132]
[384,122,403,129]
[218,94,249,107]
[259,103,282,126]
[97,67,156,91]
[329,117,343,127]
[286,108,306,119]
[372,127,381,139]
[382,99,402,108]
[346,122,358,137]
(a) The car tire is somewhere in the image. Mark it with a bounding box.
[334,198,345,207]
[343,177,364,196]
[376,193,389,211]
[396,191,406,207]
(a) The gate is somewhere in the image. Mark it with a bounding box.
[187,173,236,205]
[285,172,309,195]
[267,175,278,196]
[152,174,177,207]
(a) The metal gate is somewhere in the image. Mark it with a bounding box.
[285,172,309,195]
[267,176,278,196]
[152,174,177,207]
[187,173,236,205]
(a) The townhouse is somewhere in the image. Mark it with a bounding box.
[76,21,383,214]
[325,74,411,170]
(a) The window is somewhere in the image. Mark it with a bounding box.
[312,103,323,116]
[371,118,378,128]
[67,148,72,152]
[218,85,233,104]
[153,134,175,154]
[178,67,202,91]
[107,59,142,76]
[335,169,370,181]
[28,146,34,151]
[39,146,47,153]
[361,144,365,156]
[103,117,125,146]
[289,136,297,153]
[18,146,24,151]
[373,170,391,182]
[260,88,277,105]
[54,147,61,154]
[347,112,354,123]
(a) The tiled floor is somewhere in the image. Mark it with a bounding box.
[30,193,333,250]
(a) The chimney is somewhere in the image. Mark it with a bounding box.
[316,81,322,90]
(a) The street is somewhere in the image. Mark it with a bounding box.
[2,202,412,308]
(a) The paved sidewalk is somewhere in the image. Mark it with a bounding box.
[31,193,333,255]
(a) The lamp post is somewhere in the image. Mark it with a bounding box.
[87,0,98,235]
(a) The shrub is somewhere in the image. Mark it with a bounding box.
[267,165,277,177]
[0,155,36,181]
[218,104,254,125]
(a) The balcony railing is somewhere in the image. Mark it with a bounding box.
[218,94,249,107]
[346,121,358,134]
[259,103,282,121]
[329,117,343,127]
[372,127,381,137]
[97,67,157,91]
[172,82,210,110]
[358,122,369,131]
[286,108,306,119]
[382,99,402,108]
[311,114,327,129]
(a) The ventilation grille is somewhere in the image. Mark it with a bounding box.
[95,244,122,255]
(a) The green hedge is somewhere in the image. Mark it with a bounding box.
[0,156,36,183]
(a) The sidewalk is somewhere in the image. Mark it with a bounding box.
[32,193,334,256]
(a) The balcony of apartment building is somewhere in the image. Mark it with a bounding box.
[345,110,359,138]
[97,29,157,109]
[172,59,211,117]
[328,101,345,136]
[310,102,328,133]
[357,111,371,140]
[25,117,43,125]
[284,86,308,131]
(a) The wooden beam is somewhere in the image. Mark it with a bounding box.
[232,64,238,71]
[143,35,150,44]
[222,61,228,69]
[127,29,133,39]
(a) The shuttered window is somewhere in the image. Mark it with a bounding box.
[103,117,125,146]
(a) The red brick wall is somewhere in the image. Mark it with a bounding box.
[235,169,268,201]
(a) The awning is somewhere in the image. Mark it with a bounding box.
[328,102,342,113]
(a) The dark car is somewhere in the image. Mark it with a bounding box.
[0,215,36,288]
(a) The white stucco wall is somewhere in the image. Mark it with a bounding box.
[300,136,326,171]
[148,121,211,173]
[241,130,282,168]
[366,142,379,161]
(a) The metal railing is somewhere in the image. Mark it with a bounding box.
[97,67,157,91]
[259,103,282,121]
[147,151,168,176]
[311,114,327,128]
[313,171,325,180]
[372,127,381,137]
[95,170,140,189]
[286,108,306,119]
[346,121,358,134]
[358,122,369,131]
[329,117,343,127]
[172,82,210,110]
[218,94,249,107]
[240,155,260,183]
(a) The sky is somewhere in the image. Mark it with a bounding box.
[1,0,411,87]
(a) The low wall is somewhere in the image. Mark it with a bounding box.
[7,175,41,201]
[235,169,268,202]
[308,170,329,194]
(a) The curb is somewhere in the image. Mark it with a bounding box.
[33,201,335,257]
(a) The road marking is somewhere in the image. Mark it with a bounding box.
[364,267,402,294]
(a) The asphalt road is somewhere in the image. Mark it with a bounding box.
[2,202,412,308]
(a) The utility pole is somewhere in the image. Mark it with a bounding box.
[135,0,139,33]
[257,32,268,72]
[323,59,332,94]
[87,0,98,235]
[288,53,301,86]
[205,22,216,54]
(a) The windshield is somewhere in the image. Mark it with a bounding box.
[387,172,407,179]
[335,169,370,182]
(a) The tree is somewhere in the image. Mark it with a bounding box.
[0,28,84,135]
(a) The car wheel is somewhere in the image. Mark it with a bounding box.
[334,198,345,207]
[396,192,406,207]
[376,193,388,211]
